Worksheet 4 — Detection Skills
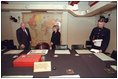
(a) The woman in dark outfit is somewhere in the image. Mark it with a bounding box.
[51,25,61,49]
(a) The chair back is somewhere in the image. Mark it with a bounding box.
[71,44,84,50]
[56,45,68,50]
[35,42,50,49]
[111,50,117,60]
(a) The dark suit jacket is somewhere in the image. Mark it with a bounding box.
[89,27,110,52]
[16,27,31,49]
[51,31,61,45]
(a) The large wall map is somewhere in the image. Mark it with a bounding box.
[23,12,62,46]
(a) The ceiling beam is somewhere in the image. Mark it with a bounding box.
[1,1,116,17]
[88,1,99,7]
[69,1,79,6]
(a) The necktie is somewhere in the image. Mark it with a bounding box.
[24,29,28,36]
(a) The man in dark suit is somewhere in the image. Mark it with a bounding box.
[89,17,110,53]
[16,22,31,50]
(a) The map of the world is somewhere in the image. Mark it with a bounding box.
[23,12,62,46]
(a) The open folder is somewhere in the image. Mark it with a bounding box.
[94,53,115,61]
[27,50,48,55]
[49,75,80,78]
[76,50,92,54]
[34,61,51,72]
[2,75,33,78]
[4,50,23,54]
[55,50,70,54]
[111,65,117,71]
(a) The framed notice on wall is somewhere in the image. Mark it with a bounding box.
[22,12,62,46]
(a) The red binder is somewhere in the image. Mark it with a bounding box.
[13,54,42,67]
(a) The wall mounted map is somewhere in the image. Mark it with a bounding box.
[22,12,62,46]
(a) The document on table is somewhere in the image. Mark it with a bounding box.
[93,39,103,47]
[27,50,48,55]
[111,65,117,71]
[2,75,33,78]
[34,61,51,72]
[49,75,80,78]
[76,50,92,54]
[90,49,100,53]
[55,50,70,54]
[94,53,115,61]
[4,50,23,54]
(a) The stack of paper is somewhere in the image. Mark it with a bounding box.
[4,50,23,54]
[2,75,33,78]
[34,61,51,72]
[28,50,48,55]
[90,49,100,53]
[94,53,115,61]
[76,50,92,54]
[111,65,117,71]
[49,75,80,78]
[93,39,103,47]
[55,50,70,54]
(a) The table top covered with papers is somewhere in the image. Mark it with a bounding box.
[1,49,117,78]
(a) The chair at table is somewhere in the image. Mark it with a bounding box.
[85,40,92,50]
[55,45,68,50]
[71,44,84,50]
[110,50,117,60]
[1,40,17,50]
[35,42,50,49]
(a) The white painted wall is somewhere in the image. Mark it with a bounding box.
[105,9,117,53]
[1,12,13,40]
[9,11,23,46]
[61,11,68,44]
[67,12,96,48]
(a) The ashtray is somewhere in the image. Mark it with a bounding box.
[66,69,74,74]
[75,54,79,56]
[54,55,59,58]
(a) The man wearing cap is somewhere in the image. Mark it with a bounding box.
[89,17,110,53]
[16,22,31,50]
